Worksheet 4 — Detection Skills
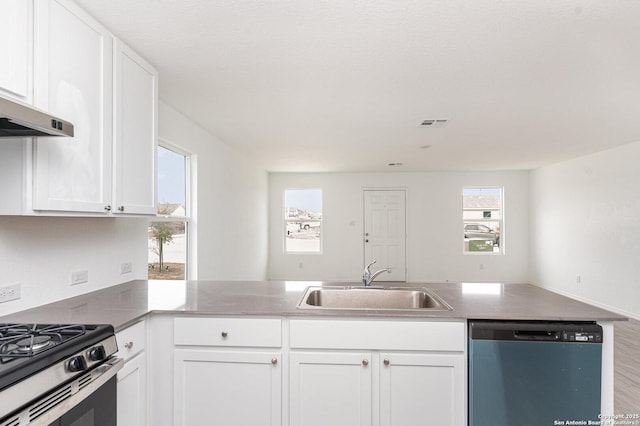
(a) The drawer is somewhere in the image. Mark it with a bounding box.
[290,319,465,352]
[116,320,146,362]
[174,317,282,348]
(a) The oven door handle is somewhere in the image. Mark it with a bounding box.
[28,357,124,426]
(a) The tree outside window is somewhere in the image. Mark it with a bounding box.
[149,145,190,279]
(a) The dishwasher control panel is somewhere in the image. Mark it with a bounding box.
[469,320,603,343]
[564,330,602,342]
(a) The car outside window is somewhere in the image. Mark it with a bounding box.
[463,187,502,254]
[284,189,322,253]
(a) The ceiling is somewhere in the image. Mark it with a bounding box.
[75,0,640,173]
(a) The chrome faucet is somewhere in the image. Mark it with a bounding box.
[362,260,391,287]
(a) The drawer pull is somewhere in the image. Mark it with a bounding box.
[124,341,134,350]
[271,358,278,365]
[221,331,228,338]
[362,359,369,366]
[383,358,390,366]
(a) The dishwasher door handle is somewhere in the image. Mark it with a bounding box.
[513,330,559,340]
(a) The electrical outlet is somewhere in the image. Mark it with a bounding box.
[120,261,133,275]
[0,283,21,303]
[576,275,581,284]
[70,270,89,286]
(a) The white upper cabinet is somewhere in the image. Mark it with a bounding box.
[1,0,160,216]
[33,0,113,213]
[0,0,32,102]
[113,40,157,215]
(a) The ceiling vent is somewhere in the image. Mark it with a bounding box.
[420,119,448,127]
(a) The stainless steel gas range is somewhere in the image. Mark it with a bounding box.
[0,324,122,426]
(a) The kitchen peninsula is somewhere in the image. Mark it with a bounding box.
[0,280,625,426]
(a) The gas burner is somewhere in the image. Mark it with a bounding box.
[15,335,53,354]
[0,324,86,363]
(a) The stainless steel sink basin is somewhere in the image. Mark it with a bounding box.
[296,286,453,311]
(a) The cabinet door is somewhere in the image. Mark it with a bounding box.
[379,353,466,426]
[113,39,157,215]
[117,352,147,426]
[174,349,282,426]
[33,0,113,213]
[0,0,32,102]
[290,352,372,426]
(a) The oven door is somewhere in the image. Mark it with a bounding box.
[0,358,123,426]
[48,376,116,426]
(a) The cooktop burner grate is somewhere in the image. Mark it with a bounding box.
[0,324,86,362]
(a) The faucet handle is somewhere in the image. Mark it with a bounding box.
[364,260,377,273]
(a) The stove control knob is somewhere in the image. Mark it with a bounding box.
[68,355,88,372]
[88,345,107,361]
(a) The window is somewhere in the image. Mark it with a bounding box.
[463,187,502,254]
[149,144,190,279]
[284,189,322,253]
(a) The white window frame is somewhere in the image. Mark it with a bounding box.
[150,141,192,279]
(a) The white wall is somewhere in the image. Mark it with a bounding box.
[159,102,268,280]
[530,141,640,319]
[0,216,148,316]
[0,101,268,316]
[269,171,529,283]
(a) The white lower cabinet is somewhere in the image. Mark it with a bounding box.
[379,352,466,426]
[117,352,147,426]
[172,317,283,426]
[289,351,465,426]
[116,320,147,426]
[161,317,466,426]
[174,349,282,426]
[289,351,372,426]
[289,319,466,426]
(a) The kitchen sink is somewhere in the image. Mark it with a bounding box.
[296,286,453,311]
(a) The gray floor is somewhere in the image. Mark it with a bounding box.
[615,318,640,414]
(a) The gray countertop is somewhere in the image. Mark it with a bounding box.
[0,280,625,331]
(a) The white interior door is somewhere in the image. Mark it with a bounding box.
[363,190,406,282]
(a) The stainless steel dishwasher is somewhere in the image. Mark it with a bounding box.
[468,320,603,426]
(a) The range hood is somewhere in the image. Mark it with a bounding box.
[0,94,74,138]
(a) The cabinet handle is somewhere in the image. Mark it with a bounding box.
[271,358,278,365]
[104,205,112,211]
[362,359,369,366]
[383,358,390,366]
[124,341,134,349]
[118,206,125,212]
[221,331,228,338]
